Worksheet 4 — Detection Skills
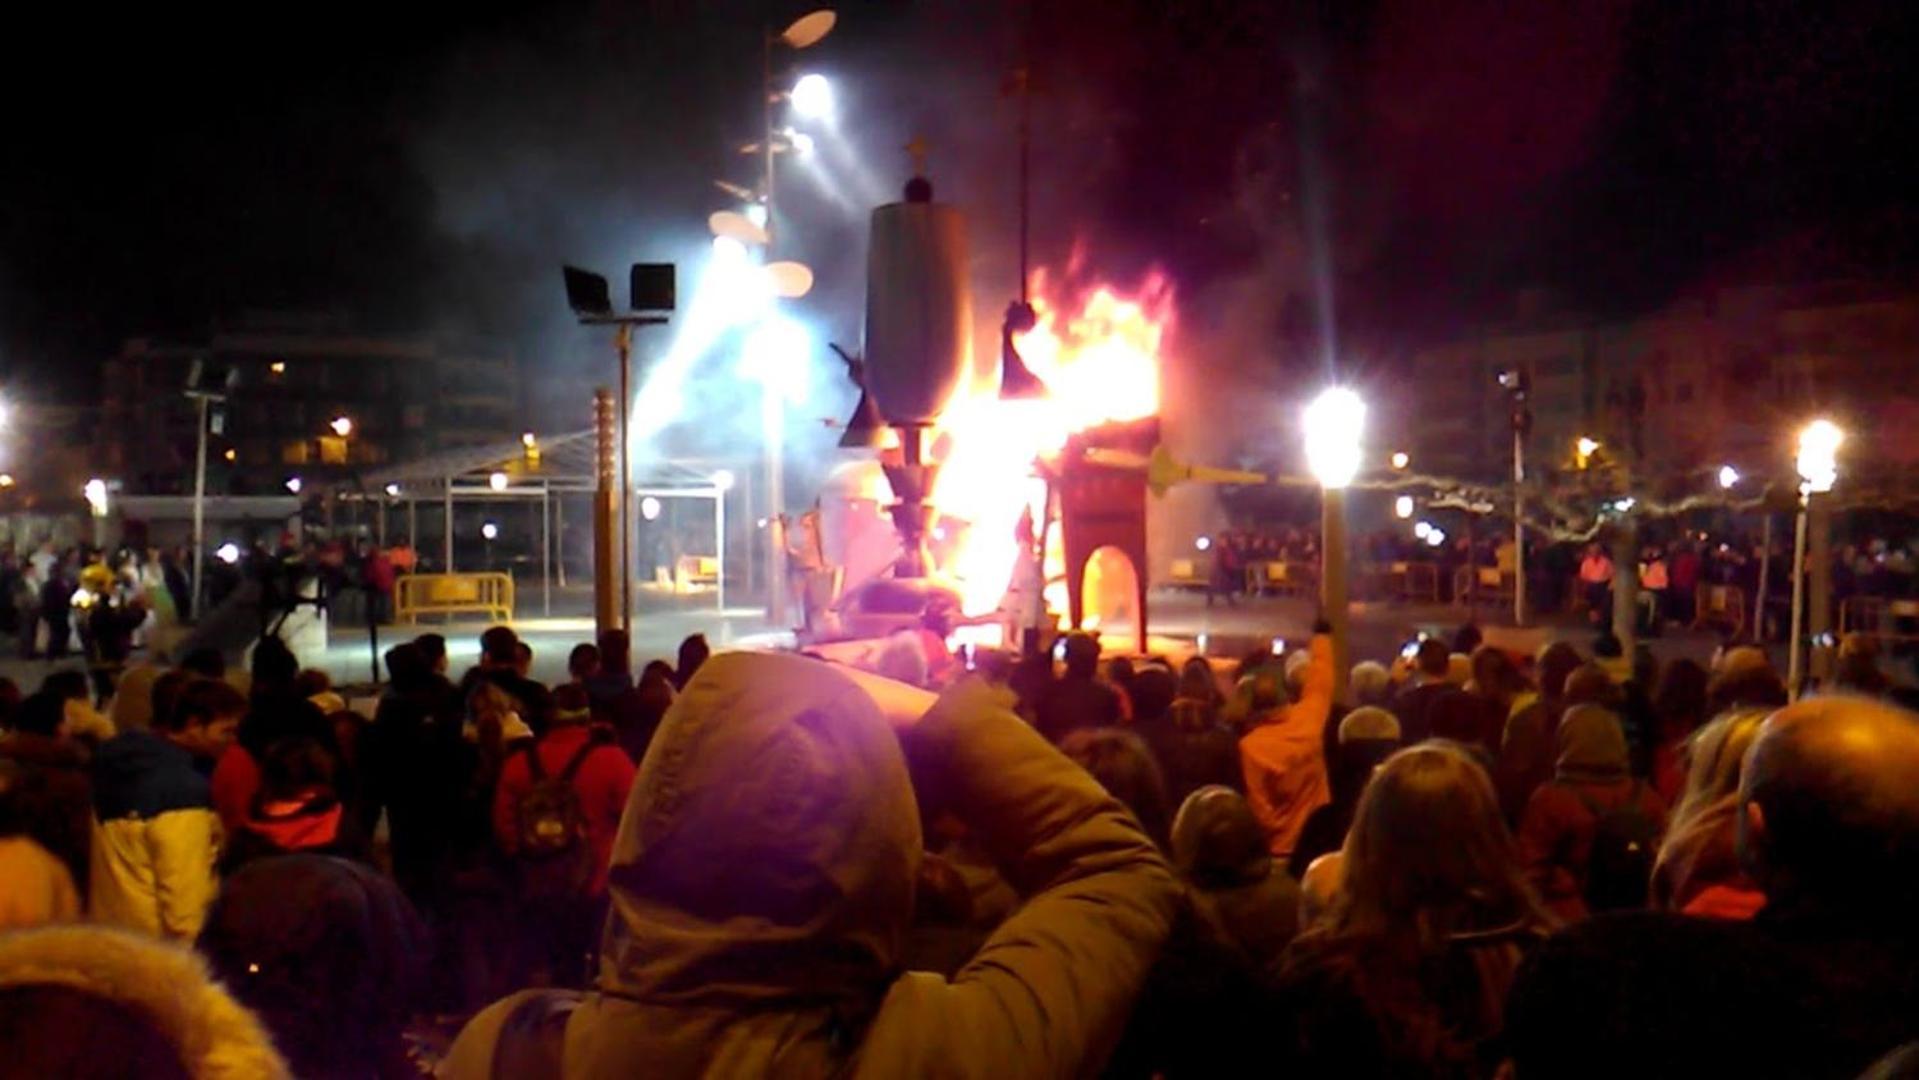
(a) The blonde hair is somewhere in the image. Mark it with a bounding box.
[1667,708,1770,836]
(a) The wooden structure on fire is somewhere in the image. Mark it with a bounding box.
[1052,417,1158,655]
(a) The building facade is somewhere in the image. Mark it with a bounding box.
[99,313,521,497]
[1407,283,1919,487]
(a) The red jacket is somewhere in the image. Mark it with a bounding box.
[491,724,637,896]
[210,745,261,835]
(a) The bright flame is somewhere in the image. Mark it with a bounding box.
[931,269,1175,615]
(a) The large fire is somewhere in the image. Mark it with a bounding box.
[930,268,1175,617]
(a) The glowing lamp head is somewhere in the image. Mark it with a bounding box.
[1718,465,1740,490]
[786,129,816,156]
[640,496,662,521]
[1796,419,1843,494]
[1394,495,1415,519]
[269,361,287,375]
[1575,436,1601,468]
[215,542,241,565]
[384,482,402,497]
[790,73,833,120]
[1426,528,1447,548]
[83,478,109,516]
[1390,451,1410,471]
[481,521,499,541]
[0,474,14,488]
[1195,536,1212,552]
[1303,387,1366,489]
[488,471,509,492]
[1414,521,1434,541]
[329,416,353,438]
[521,432,537,448]
[284,477,303,495]
[712,469,736,491]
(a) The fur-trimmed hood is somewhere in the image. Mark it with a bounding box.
[0,924,289,1079]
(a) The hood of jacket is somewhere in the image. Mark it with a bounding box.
[0,924,289,1078]
[1555,704,1629,782]
[91,729,208,821]
[597,651,920,1019]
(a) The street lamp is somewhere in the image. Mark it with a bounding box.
[1390,451,1410,470]
[1788,419,1843,696]
[1575,436,1601,469]
[1304,387,1365,703]
[790,73,833,119]
[1718,464,1741,489]
[1500,368,1532,627]
[285,477,303,495]
[488,471,510,492]
[562,262,676,635]
[329,416,353,438]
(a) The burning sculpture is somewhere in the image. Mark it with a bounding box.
[818,167,1174,653]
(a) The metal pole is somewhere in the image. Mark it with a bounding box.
[443,479,454,572]
[541,482,552,617]
[1788,498,1810,698]
[191,394,209,621]
[761,28,787,630]
[1321,486,1349,705]
[1612,521,1638,662]
[715,486,727,613]
[555,493,566,588]
[617,327,633,634]
[1754,513,1772,642]
[1513,425,1527,627]
[764,383,785,626]
[1808,493,1832,649]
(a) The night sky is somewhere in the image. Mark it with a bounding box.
[3,0,1916,401]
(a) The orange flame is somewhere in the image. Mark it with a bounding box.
[931,269,1175,616]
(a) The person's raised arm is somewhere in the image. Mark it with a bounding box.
[863,677,1179,1077]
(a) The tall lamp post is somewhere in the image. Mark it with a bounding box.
[1499,368,1531,625]
[1787,419,1842,698]
[754,8,834,626]
[1304,388,1365,704]
[563,264,676,636]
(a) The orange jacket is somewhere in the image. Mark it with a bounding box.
[1238,635,1335,858]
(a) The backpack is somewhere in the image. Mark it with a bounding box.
[1567,781,1659,913]
[512,734,605,898]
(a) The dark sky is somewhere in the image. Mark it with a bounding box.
[3,0,1917,400]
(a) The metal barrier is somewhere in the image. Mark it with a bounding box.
[1453,566,1515,609]
[393,572,515,624]
[1246,560,1316,598]
[1693,584,1747,639]
[674,555,720,592]
[1840,596,1919,644]
[1367,561,1440,603]
[1164,557,1209,592]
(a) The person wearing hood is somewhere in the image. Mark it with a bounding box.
[108,662,162,734]
[441,651,1179,1078]
[1517,704,1669,921]
[0,691,93,902]
[1239,630,1336,859]
[198,854,427,1079]
[0,924,289,1078]
[90,677,239,940]
[1173,785,1302,968]
[1289,706,1402,880]
[218,735,362,875]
